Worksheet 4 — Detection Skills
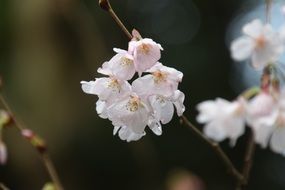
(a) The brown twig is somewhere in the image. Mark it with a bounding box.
[180,115,244,183]
[236,130,255,190]
[99,0,132,40]
[0,94,63,190]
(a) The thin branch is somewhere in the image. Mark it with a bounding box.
[99,0,133,40]
[265,0,272,23]
[0,94,63,190]
[236,130,256,190]
[180,115,244,183]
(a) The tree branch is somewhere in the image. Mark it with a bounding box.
[180,115,244,183]
[0,94,63,190]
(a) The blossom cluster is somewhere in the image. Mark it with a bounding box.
[81,30,185,142]
[197,92,285,156]
[197,17,285,156]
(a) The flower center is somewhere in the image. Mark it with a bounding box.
[255,35,266,49]
[107,79,120,91]
[139,43,151,54]
[120,56,133,66]
[152,71,168,83]
[126,96,141,112]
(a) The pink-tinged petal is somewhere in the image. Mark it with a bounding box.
[113,48,127,54]
[81,78,131,101]
[113,126,120,135]
[270,127,285,155]
[96,100,108,119]
[246,93,277,122]
[148,117,162,136]
[225,117,245,147]
[98,51,136,80]
[252,123,274,148]
[108,96,149,134]
[242,19,263,38]
[129,38,163,74]
[132,75,155,96]
[117,126,145,142]
[80,81,97,95]
[172,90,185,116]
[0,142,7,165]
[204,121,227,142]
[147,62,183,83]
[231,37,254,61]
[149,95,174,124]
[97,61,112,76]
[196,100,218,123]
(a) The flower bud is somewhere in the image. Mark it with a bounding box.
[0,110,11,128]
[22,129,47,153]
[0,141,7,165]
[99,0,110,11]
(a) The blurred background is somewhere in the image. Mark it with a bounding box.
[1,0,285,189]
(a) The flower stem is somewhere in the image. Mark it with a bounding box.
[180,115,244,183]
[240,87,260,100]
[236,130,256,190]
[0,94,63,190]
[265,0,272,23]
[99,0,133,40]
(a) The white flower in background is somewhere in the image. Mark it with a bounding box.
[132,63,183,97]
[128,31,163,75]
[97,48,135,80]
[230,19,284,69]
[0,141,7,165]
[246,92,278,148]
[197,98,246,146]
[246,92,285,155]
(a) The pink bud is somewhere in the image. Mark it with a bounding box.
[21,129,34,139]
[0,142,7,165]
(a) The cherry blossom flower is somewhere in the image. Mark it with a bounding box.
[197,98,246,146]
[97,48,135,80]
[80,78,131,101]
[230,19,284,69]
[107,94,150,137]
[132,63,183,97]
[246,92,285,155]
[246,92,278,148]
[128,31,163,75]
[148,90,185,124]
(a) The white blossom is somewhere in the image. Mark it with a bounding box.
[128,38,163,75]
[81,31,185,142]
[231,19,284,69]
[97,48,135,80]
[107,94,150,135]
[197,98,246,146]
[132,63,183,97]
[247,92,285,155]
[81,78,131,101]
